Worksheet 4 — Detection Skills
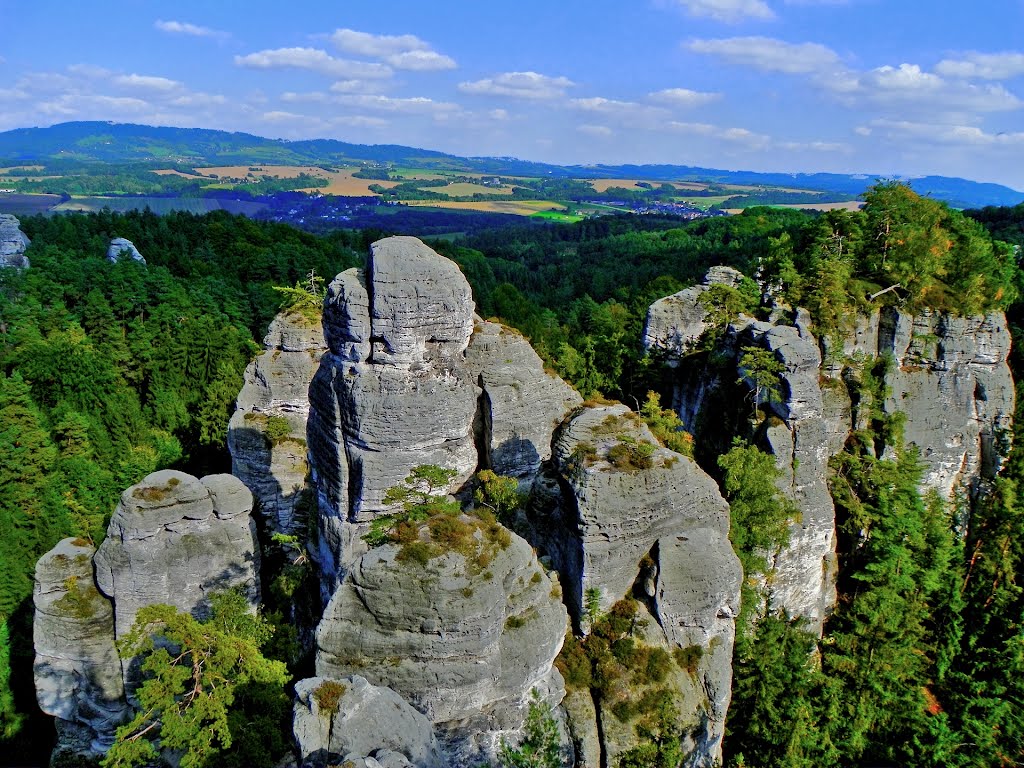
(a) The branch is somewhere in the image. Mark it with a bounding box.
[868,283,901,301]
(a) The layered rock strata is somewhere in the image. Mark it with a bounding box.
[33,538,128,756]
[94,470,259,645]
[0,213,30,268]
[293,675,443,768]
[229,310,326,536]
[315,531,568,763]
[465,319,582,481]
[308,238,480,580]
[530,404,742,766]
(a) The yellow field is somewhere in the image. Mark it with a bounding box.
[0,165,43,173]
[406,199,565,216]
[155,164,403,195]
[425,182,515,196]
[722,200,864,215]
[589,178,653,192]
[152,169,204,178]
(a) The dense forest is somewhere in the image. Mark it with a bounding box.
[2,187,1024,766]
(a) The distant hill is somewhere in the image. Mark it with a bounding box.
[1,121,1021,209]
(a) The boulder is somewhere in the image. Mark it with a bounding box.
[466,319,581,481]
[106,237,145,264]
[293,675,443,768]
[93,471,259,646]
[315,529,568,764]
[229,309,326,537]
[33,538,127,754]
[0,213,30,268]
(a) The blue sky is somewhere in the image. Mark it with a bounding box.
[1,0,1022,189]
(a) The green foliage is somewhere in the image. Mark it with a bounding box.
[498,691,565,768]
[718,441,798,576]
[263,415,291,444]
[474,469,525,523]
[606,435,656,471]
[102,590,289,768]
[737,346,785,417]
[272,270,325,326]
[312,680,347,714]
[640,391,693,457]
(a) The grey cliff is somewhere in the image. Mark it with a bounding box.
[0,213,30,269]
[33,538,128,756]
[106,237,146,264]
[229,309,326,536]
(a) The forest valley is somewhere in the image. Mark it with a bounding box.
[2,182,1024,767]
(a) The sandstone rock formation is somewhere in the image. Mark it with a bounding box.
[229,309,326,536]
[293,675,443,768]
[315,530,568,763]
[529,404,742,765]
[106,237,145,264]
[642,265,744,362]
[0,213,30,268]
[94,470,259,644]
[33,538,128,756]
[308,238,480,579]
[465,319,581,481]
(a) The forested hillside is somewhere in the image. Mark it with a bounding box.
[2,183,1023,766]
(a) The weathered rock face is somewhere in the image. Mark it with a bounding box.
[229,310,326,536]
[642,266,744,363]
[836,307,1014,498]
[308,238,481,582]
[33,538,128,755]
[466,319,582,481]
[293,675,443,768]
[315,532,568,764]
[93,470,259,645]
[106,237,145,264]
[0,213,30,268]
[530,404,741,766]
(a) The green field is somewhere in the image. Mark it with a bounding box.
[530,209,584,223]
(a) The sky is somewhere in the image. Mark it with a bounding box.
[1,0,1023,190]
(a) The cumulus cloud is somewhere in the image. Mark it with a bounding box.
[672,0,774,23]
[578,124,614,138]
[860,118,1024,147]
[851,64,1022,113]
[333,93,459,115]
[113,74,183,91]
[936,51,1024,81]
[234,48,392,80]
[154,20,225,38]
[459,71,574,100]
[330,28,456,71]
[648,87,721,108]
[687,36,840,74]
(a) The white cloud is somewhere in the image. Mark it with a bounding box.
[327,79,387,94]
[672,0,774,23]
[333,93,459,115]
[687,36,841,74]
[330,28,455,71]
[648,87,720,108]
[234,48,392,80]
[861,118,1024,147]
[261,110,307,123]
[154,20,224,38]
[332,115,389,128]
[114,74,183,91]
[778,139,852,153]
[385,50,456,71]
[168,92,227,107]
[855,64,1022,112]
[67,64,113,79]
[936,51,1024,81]
[578,124,614,138]
[489,108,510,120]
[459,71,574,100]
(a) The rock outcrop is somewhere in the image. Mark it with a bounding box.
[229,309,326,536]
[33,538,128,757]
[308,239,480,580]
[106,237,145,264]
[315,530,568,764]
[834,307,1014,499]
[293,675,443,768]
[642,266,744,362]
[94,470,259,645]
[465,319,582,481]
[528,404,741,766]
[0,213,30,268]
